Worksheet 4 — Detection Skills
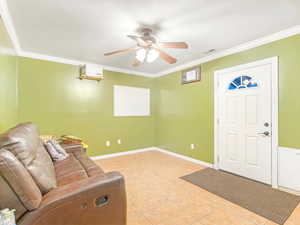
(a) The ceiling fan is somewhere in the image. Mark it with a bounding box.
[104,28,188,67]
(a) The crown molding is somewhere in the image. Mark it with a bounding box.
[19,51,153,77]
[0,0,21,54]
[18,25,300,78]
[1,0,300,78]
[155,25,300,77]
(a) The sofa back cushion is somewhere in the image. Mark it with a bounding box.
[0,122,57,194]
[0,149,42,211]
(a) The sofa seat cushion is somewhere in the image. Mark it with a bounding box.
[54,155,88,186]
[0,123,57,194]
[74,153,104,177]
[54,152,103,186]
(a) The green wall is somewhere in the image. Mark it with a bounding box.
[155,34,300,163]
[17,58,156,157]
[0,19,18,132]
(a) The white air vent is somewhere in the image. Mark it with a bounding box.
[80,64,104,81]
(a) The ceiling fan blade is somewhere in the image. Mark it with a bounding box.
[127,35,147,46]
[153,47,177,64]
[132,59,141,67]
[127,35,139,41]
[159,42,188,49]
[104,47,139,56]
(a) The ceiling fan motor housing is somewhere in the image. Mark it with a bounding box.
[140,28,156,44]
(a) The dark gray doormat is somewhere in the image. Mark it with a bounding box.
[181,168,300,225]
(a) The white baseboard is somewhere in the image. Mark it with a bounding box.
[90,147,156,160]
[90,146,213,168]
[154,147,213,168]
[278,186,300,196]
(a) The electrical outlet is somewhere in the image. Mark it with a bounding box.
[117,139,122,144]
[106,141,110,147]
[190,144,195,150]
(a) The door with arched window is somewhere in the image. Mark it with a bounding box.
[216,62,273,184]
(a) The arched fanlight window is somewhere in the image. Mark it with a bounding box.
[228,75,258,90]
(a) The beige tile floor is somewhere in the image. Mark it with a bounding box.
[95,151,300,225]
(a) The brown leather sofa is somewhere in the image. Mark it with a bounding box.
[0,122,126,225]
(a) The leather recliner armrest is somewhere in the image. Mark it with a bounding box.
[61,143,85,154]
[18,172,127,225]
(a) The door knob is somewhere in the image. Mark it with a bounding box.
[258,131,270,137]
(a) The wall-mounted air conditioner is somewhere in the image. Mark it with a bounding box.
[80,64,104,81]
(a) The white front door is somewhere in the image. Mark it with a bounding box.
[217,63,272,184]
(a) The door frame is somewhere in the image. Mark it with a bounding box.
[214,57,279,188]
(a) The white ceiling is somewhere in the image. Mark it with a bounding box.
[6,0,300,75]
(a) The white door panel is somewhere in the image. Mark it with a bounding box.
[217,64,272,184]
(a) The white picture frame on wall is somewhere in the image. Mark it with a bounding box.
[113,85,150,117]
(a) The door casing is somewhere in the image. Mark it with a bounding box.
[214,57,279,188]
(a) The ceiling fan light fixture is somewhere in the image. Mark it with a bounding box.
[136,48,147,62]
[146,49,159,63]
